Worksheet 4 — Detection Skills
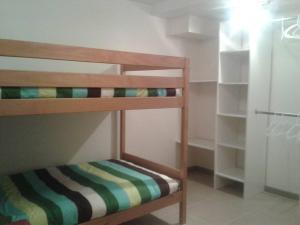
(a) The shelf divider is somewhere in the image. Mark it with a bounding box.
[216,168,245,183]
[176,137,214,151]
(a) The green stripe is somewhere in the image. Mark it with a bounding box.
[58,166,119,214]
[11,174,63,225]
[70,165,130,211]
[72,88,88,98]
[98,161,161,199]
[148,88,158,97]
[1,87,21,99]
[57,88,72,98]
[0,186,28,223]
[21,88,39,99]
[114,88,126,97]
[89,162,152,203]
[24,171,77,225]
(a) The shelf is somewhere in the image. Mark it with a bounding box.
[218,142,245,151]
[217,113,247,119]
[176,138,214,151]
[216,168,244,183]
[219,82,248,86]
[220,49,249,55]
[190,80,217,84]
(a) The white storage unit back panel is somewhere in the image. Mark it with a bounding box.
[217,117,246,148]
[220,52,249,83]
[219,22,249,51]
[190,84,217,141]
[218,85,248,115]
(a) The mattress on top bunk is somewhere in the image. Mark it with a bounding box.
[0,159,180,225]
[0,88,181,99]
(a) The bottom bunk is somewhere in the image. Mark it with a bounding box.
[0,159,180,225]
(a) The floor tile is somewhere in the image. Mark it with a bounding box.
[188,197,249,225]
[122,214,169,225]
[124,171,299,225]
[226,210,300,225]
[151,204,179,224]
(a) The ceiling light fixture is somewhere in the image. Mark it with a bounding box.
[228,0,272,32]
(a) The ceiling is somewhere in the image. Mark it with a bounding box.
[131,0,300,20]
[130,0,163,4]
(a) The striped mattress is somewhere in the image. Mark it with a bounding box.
[0,88,181,99]
[0,160,179,225]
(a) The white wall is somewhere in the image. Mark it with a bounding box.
[266,22,300,195]
[244,23,273,198]
[0,0,205,175]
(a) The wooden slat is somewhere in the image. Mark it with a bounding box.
[120,65,126,159]
[122,153,182,179]
[0,97,183,117]
[0,70,183,88]
[123,64,179,71]
[0,39,185,69]
[81,191,182,225]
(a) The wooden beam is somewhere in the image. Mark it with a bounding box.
[179,58,189,225]
[0,97,183,117]
[0,39,185,69]
[122,153,182,180]
[120,65,126,159]
[81,191,182,225]
[122,65,180,71]
[0,70,183,88]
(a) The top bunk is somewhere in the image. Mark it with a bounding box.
[0,39,189,117]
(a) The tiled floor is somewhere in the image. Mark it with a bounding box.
[124,170,300,225]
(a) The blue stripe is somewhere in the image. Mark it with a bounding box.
[157,89,167,97]
[23,172,78,225]
[72,88,88,98]
[125,89,137,97]
[0,185,28,223]
[21,88,38,99]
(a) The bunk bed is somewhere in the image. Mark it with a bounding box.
[0,39,189,225]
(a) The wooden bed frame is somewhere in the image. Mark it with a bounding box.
[0,39,189,225]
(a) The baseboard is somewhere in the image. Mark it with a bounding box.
[265,186,299,200]
[188,166,214,175]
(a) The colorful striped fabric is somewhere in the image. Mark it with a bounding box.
[0,160,179,225]
[0,88,181,99]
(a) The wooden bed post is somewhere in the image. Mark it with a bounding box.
[180,58,189,225]
[120,65,126,159]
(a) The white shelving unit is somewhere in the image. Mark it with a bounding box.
[219,82,248,86]
[170,15,219,173]
[177,78,217,170]
[216,168,244,183]
[217,142,245,151]
[178,80,217,170]
[217,113,247,119]
[215,22,249,195]
[214,21,272,198]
